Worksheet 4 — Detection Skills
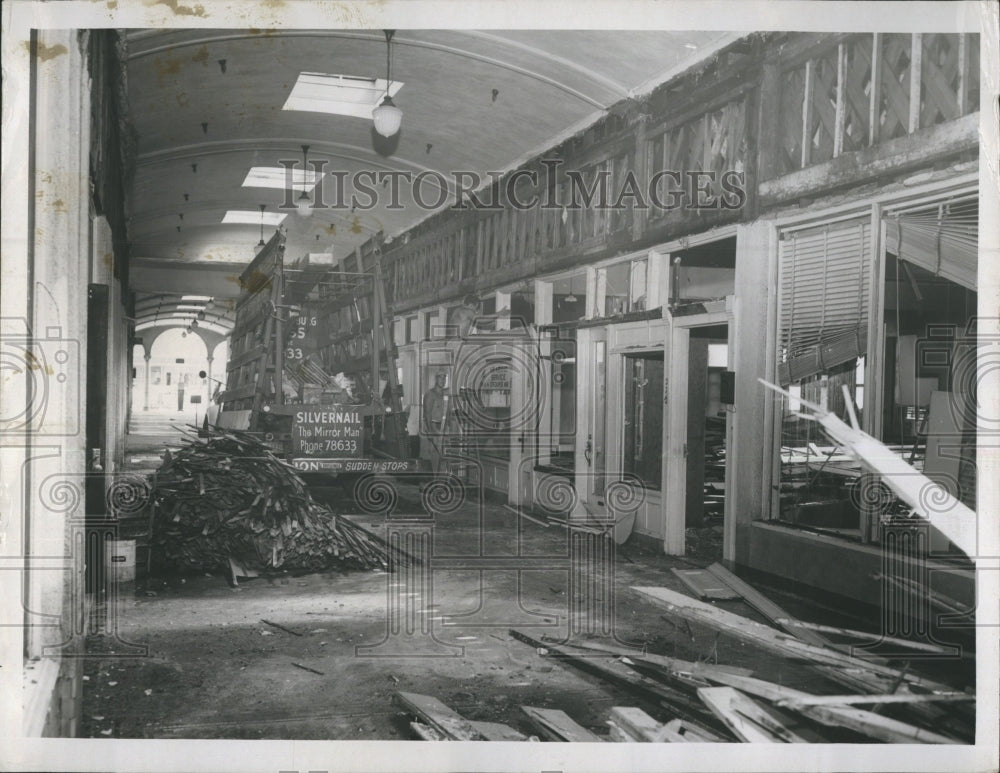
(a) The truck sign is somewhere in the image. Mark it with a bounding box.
[290,408,364,459]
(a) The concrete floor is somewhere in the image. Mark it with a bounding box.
[88,422,971,741]
[81,472,788,740]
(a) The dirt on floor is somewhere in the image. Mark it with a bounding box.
[80,478,972,741]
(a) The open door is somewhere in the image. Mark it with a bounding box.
[664,313,732,558]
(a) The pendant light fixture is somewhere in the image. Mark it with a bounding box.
[372,29,402,138]
[296,145,313,217]
[254,203,266,255]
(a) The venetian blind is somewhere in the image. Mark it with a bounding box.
[777,218,872,385]
[885,201,977,291]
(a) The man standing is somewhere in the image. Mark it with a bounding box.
[421,371,448,475]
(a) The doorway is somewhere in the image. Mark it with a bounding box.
[665,314,733,559]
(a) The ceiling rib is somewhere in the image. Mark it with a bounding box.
[125,31,610,108]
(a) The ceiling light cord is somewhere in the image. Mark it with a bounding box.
[297,145,312,217]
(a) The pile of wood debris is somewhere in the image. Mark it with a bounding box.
[396,563,973,743]
[150,426,400,577]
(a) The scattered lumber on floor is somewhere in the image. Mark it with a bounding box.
[607,707,684,742]
[467,721,529,741]
[671,568,741,601]
[696,687,807,743]
[395,692,487,740]
[151,426,406,574]
[630,586,957,696]
[521,706,602,742]
[704,563,838,650]
[410,721,446,741]
[699,670,962,744]
[509,629,728,735]
[773,691,975,709]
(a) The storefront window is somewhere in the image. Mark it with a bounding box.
[774,218,871,533]
[623,352,663,489]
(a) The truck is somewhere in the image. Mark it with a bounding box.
[217,230,416,476]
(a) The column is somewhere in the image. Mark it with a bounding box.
[143,354,151,411]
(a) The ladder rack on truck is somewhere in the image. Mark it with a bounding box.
[218,230,416,475]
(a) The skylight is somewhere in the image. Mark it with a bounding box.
[222,211,287,226]
[181,295,212,301]
[242,166,322,192]
[283,73,403,119]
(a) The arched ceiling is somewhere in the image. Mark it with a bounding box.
[123,28,735,273]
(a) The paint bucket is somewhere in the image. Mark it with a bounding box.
[105,539,136,583]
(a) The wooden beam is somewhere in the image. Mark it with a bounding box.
[395,692,487,740]
[909,34,923,133]
[775,691,975,709]
[521,706,602,742]
[410,721,446,741]
[509,629,723,730]
[869,34,883,145]
[833,43,847,157]
[801,59,815,168]
[697,687,807,742]
[608,706,678,742]
[700,671,962,744]
[672,567,741,600]
[467,720,528,741]
[758,112,977,205]
[630,585,957,695]
[704,563,842,650]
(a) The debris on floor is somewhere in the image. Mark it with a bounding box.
[493,572,975,744]
[150,426,403,576]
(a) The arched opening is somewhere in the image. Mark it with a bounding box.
[137,328,211,421]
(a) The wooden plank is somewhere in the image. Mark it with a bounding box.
[704,563,837,650]
[697,687,807,743]
[772,617,956,655]
[775,691,975,709]
[608,707,671,742]
[395,692,487,740]
[699,670,962,744]
[667,718,726,743]
[520,706,602,742]
[509,629,721,728]
[467,720,528,741]
[410,721,446,741]
[800,59,814,167]
[556,638,754,680]
[909,33,922,133]
[833,43,846,156]
[671,567,741,600]
[630,585,956,695]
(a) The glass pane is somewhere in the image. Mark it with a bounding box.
[604,263,629,316]
[623,353,664,489]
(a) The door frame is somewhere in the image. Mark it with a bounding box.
[663,300,736,556]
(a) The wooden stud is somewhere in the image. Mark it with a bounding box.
[909,33,922,133]
[801,59,815,167]
[956,33,968,115]
[833,43,847,157]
